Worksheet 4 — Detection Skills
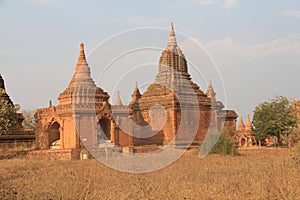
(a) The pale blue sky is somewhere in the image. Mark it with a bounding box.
[1,0,300,120]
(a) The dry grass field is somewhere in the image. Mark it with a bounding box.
[0,148,299,200]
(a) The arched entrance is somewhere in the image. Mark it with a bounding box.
[98,118,111,141]
[241,138,246,147]
[49,122,60,148]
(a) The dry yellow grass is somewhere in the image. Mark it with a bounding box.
[0,148,299,200]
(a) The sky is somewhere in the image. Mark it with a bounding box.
[1,0,300,120]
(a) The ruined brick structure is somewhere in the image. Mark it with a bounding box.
[0,74,14,105]
[35,23,238,153]
[0,74,35,150]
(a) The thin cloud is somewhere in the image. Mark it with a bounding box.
[197,0,215,5]
[282,10,300,19]
[195,0,237,8]
[203,35,300,64]
[127,16,168,26]
[224,0,237,8]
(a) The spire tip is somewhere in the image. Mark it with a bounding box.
[168,22,177,46]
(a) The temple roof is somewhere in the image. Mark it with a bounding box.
[68,42,95,88]
[58,43,109,106]
[115,91,123,106]
[139,23,212,110]
[0,74,13,105]
[157,23,188,76]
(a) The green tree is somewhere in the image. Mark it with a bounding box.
[253,96,297,145]
[22,110,36,131]
[0,89,19,135]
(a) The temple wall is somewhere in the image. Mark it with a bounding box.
[0,133,35,151]
[223,119,237,133]
[115,116,131,146]
[76,115,98,149]
[196,110,212,141]
[175,109,211,143]
[35,118,49,150]
[162,108,177,144]
[63,118,79,149]
[117,129,131,147]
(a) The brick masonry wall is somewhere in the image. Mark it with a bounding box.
[0,134,36,151]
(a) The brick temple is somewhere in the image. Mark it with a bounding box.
[0,74,35,151]
[34,23,237,155]
[235,114,256,147]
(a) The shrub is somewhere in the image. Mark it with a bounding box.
[0,89,19,135]
[211,134,239,155]
[282,127,300,148]
[291,142,300,165]
[200,131,239,156]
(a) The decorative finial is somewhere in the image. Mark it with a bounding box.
[207,80,216,100]
[49,100,52,107]
[115,91,123,106]
[135,81,138,90]
[77,42,87,65]
[168,22,177,47]
[170,22,175,36]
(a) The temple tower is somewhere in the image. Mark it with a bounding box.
[35,43,114,151]
[129,23,237,145]
[237,116,245,131]
[0,74,13,105]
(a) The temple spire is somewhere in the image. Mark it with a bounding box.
[245,114,253,131]
[115,91,123,106]
[167,22,177,47]
[68,42,95,87]
[77,42,88,65]
[131,81,141,103]
[238,116,245,131]
[206,80,216,101]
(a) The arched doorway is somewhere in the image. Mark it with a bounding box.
[49,122,60,148]
[241,138,246,147]
[98,118,111,141]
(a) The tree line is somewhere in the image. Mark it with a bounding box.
[253,96,299,147]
